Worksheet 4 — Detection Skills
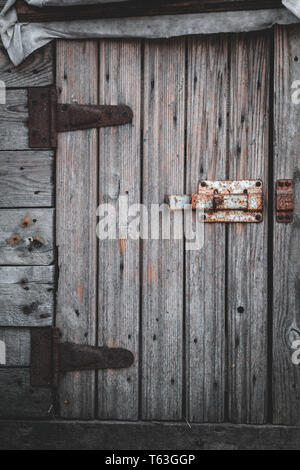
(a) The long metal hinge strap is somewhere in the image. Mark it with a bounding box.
[30,327,134,387]
[28,86,133,148]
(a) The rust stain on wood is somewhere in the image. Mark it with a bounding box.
[76,284,83,303]
[118,238,126,255]
[8,233,22,245]
[147,263,155,285]
[20,214,34,228]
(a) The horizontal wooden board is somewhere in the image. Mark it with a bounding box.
[16,0,283,23]
[0,90,28,150]
[0,208,54,265]
[0,328,30,366]
[0,420,300,450]
[0,151,54,207]
[0,43,54,88]
[0,266,54,326]
[0,369,52,418]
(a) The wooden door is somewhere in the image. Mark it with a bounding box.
[56,32,272,423]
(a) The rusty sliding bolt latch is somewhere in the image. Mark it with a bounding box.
[168,180,263,223]
[276,179,294,223]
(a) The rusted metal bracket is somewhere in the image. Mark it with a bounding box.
[30,327,134,387]
[276,179,294,223]
[168,180,263,222]
[28,86,133,148]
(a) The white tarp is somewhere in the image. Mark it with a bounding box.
[1,0,300,66]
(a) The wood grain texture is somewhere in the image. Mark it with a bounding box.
[0,208,54,265]
[1,420,300,450]
[228,33,270,423]
[97,40,141,420]
[0,266,54,327]
[0,43,54,88]
[0,369,52,418]
[0,90,28,150]
[186,35,228,422]
[16,0,283,23]
[142,39,185,420]
[273,24,300,425]
[0,151,54,207]
[0,328,30,366]
[56,40,98,419]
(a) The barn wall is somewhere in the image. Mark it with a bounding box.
[0,41,55,417]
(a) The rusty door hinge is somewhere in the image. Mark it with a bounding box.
[30,327,134,387]
[28,86,133,148]
[168,180,263,222]
[276,179,294,223]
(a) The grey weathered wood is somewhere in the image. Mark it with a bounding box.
[0,266,54,326]
[0,328,30,366]
[186,35,227,422]
[0,369,52,418]
[0,151,54,207]
[228,33,270,423]
[1,420,300,450]
[56,40,98,419]
[142,39,185,420]
[0,43,54,88]
[0,90,28,150]
[97,40,141,420]
[273,24,300,425]
[0,208,54,265]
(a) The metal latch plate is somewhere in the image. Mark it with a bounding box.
[168,180,263,223]
[276,179,293,223]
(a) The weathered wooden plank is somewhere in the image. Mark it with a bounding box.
[186,35,228,422]
[0,90,28,150]
[0,208,54,265]
[0,369,52,418]
[1,420,300,450]
[273,24,300,425]
[0,43,54,88]
[16,0,283,23]
[228,32,270,423]
[0,151,54,207]
[97,40,141,420]
[0,328,30,366]
[142,39,185,420]
[56,40,98,419]
[0,266,54,327]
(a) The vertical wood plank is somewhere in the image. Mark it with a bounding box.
[56,40,98,418]
[228,33,270,423]
[142,39,185,420]
[273,24,300,424]
[186,35,228,422]
[97,40,141,420]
